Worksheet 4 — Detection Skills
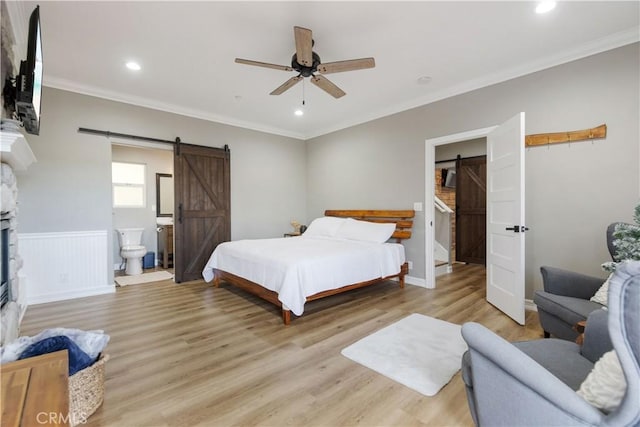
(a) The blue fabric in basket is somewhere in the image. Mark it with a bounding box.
[19,335,95,375]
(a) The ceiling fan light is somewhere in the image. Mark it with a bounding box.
[535,1,556,14]
[237,26,374,98]
[294,109,304,116]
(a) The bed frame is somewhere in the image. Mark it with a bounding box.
[211,209,415,325]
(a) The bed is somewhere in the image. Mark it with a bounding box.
[202,209,415,324]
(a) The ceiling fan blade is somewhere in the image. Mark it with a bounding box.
[235,58,293,72]
[294,26,313,67]
[311,75,346,99]
[318,57,376,74]
[270,76,303,95]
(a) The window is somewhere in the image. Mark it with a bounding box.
[112,162,146,208]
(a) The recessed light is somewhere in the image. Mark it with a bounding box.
[126,61,141,71]
[417,76,432,85]
[294,109,304,116]
[535,1,556,14]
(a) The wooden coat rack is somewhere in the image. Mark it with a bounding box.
[525,124,606,147]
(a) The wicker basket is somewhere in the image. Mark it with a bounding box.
[68,353,109,426]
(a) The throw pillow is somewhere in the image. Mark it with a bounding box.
[577,350,626,413]
[303,217,346,238]
[335,218,396,243]
[590,274,613,306]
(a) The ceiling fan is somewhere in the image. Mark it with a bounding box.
[235,26,375,99]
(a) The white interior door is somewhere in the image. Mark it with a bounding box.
[486,112,526,325]
[425,125,497,289]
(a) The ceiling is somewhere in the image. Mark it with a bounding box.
[8,1,640,140]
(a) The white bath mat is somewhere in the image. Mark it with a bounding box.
[341,313,467,396]
[115,271,173,286]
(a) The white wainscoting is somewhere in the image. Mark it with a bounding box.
[18,230,115,305]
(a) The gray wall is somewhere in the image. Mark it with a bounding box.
[306,43,640,298]
[14,44,640,299]
[111,144,173,267]
[18,87,307,285]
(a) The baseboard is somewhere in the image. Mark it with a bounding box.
[525,298,538,312]
[28,285,115,305]
[405,275,428,288]
[435,264,453,277]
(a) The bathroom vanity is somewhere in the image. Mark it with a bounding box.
[155,172,174,269]
[157,224,173,269]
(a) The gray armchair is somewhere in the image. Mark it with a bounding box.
[533,222,625,340]
[535,267,605,340]
[460,261,640,426]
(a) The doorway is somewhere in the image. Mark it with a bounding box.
[425,113,527,325]
[111,142,174,275]
[426,128,495,289]
[110,139,231,284]
[434,139,488,270]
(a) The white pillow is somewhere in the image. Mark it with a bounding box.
[590,274,612,306]
[577,350,626,413]
[335,218,396,243]
[303,216,346,238]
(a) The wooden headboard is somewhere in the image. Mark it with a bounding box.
[324,209,415,241]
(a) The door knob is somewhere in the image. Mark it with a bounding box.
[505,225,529,232]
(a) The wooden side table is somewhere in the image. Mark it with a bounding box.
[1,350,70,426]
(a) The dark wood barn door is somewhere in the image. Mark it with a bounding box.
[174,144,230,282]
[455,155,487,265]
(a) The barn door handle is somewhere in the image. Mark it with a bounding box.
[505,225,529,232]
[178,203,183,224]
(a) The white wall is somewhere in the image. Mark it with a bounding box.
[17,87,307,287]
[306,43,640,298]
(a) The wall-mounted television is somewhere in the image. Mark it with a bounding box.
[443,168,456,189]
[15,5,43,135]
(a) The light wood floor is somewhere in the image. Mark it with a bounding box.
[20,264,543,427]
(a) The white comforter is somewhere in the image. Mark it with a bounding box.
[202,235,405,316]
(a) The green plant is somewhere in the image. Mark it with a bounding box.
[602,203,640,272]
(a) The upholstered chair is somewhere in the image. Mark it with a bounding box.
[460,261,640,427]
[534,222,627,340]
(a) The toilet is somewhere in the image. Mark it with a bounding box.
[116,228,146,275]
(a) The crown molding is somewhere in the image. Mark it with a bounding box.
[45,26,639,142]
[44,77,307,141]
[304,26,640,140]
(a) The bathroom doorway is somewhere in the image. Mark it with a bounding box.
[111,142,174,276]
